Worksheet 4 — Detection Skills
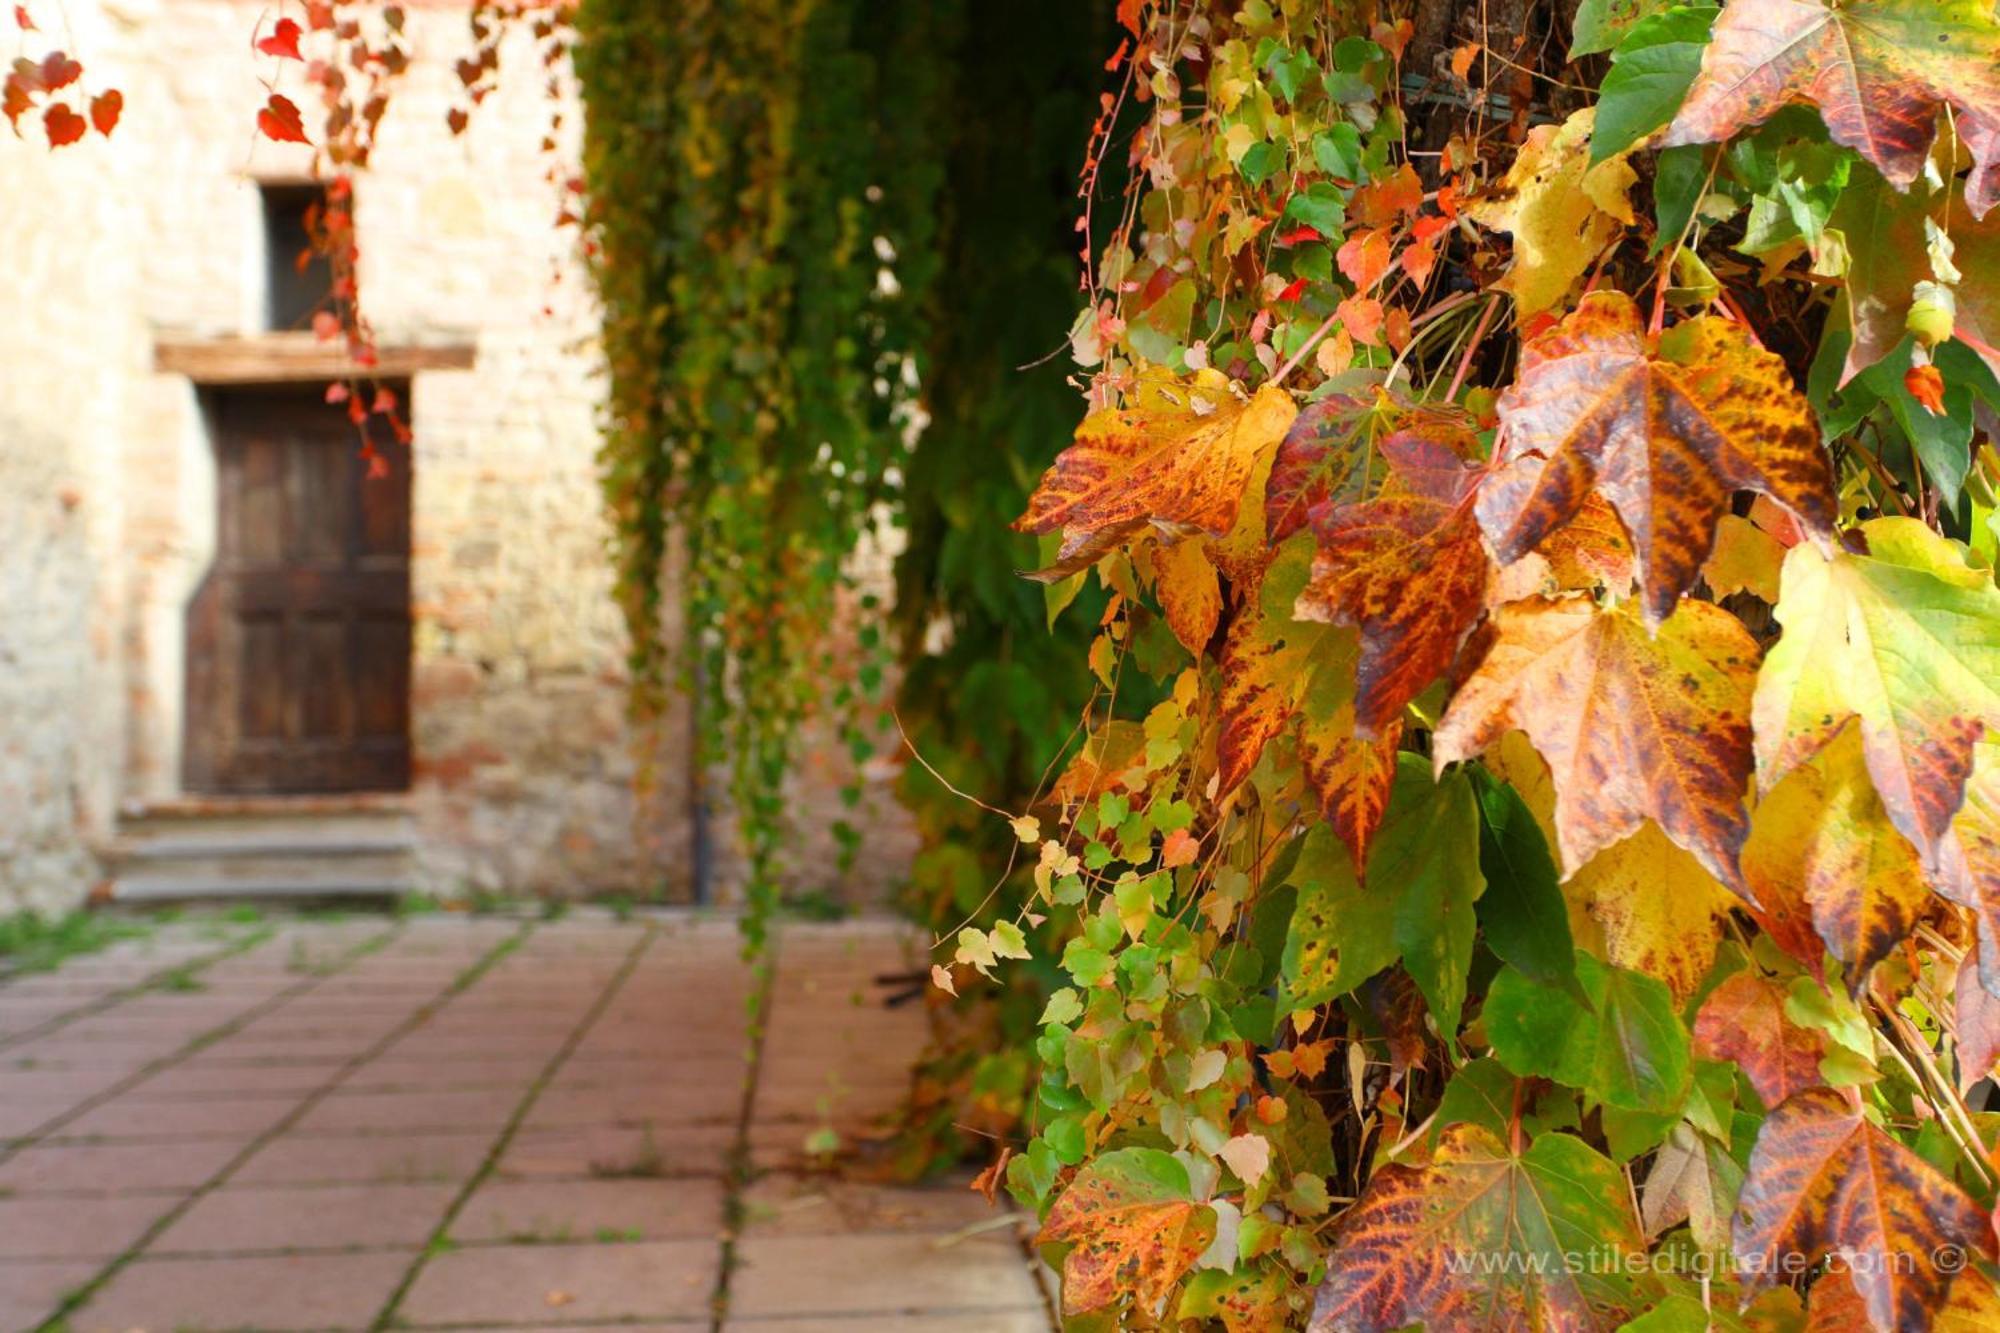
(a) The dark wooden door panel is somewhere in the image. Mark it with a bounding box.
[183,386,412,794]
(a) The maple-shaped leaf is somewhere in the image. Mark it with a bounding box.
[1037,1147,1216,1318]
[1297,430,1490,737]
[1479,292,1837,625]
[1808,1268,2000,1333]
[1434,596,1760,895]
[1755,518,2000,885]
[1015,376,1296,579]
[1309,1124,1657,1332]
[1840,185,2000,386]
[1218,539,1402,866]
[1742,725,1930,989]
[1735,1087,1994,1332]
[1692,970,1826,1109]
[1663,0,2000,220]
[1465,107,1639,317]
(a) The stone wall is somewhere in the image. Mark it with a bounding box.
[0,0,914,912]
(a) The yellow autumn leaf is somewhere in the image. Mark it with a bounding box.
[1467,107,1638,317]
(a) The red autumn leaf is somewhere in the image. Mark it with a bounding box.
[324,382,350,404]
[88,88,119,136]
[1478,291,1838,627]
[1905,362,1947,415]
[1663,0,2000,219]
[1277,224,1323,246]
[1433,596,1761,894]
[371,387,398,415]
[256,17,304,60]
[13,4,32,30]
[1735,1087,1994,1332]
[42,100,83,146]
[1691,970,1826,1109]
[256,92,310,144]
[306,1,334,31]
[39,49,78,90]
[1275,276,1307,303]
[311,310,341,341]
[1295,429,1490,737]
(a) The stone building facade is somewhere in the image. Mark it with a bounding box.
[0,0,911,915]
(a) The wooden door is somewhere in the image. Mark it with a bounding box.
[183,388,412,793]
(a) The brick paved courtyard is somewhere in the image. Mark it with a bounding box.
[0,913,1052,1332]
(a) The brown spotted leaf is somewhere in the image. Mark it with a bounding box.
[1641,1122,1744,1252]
[1692,970,1827,1109]
[1151,538,1222,654]
[1735,1087,1994,1332]
[1218,538,1400,866]
[1037,1147,1216,1318]
[1434,596,1760,895]
[1016,376,1296,579]
[1264,391,1476,544]
[1296,431,1490,737]
[1662,0,2000,219]
[1755,518,2000,884]
[1309,1124,1657,1332]
[1478,291,1836,626]
[1742,724,1931,990]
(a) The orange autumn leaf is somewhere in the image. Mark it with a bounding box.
[1038,1149,1216,1317]
[1151,537,1222,654]
[1735,1087,1994,1332]
[1217,543,1401,866]
[1477,291,1837,626]
[1663,0,2000,219]
[1742,725,1931,990]
[1433,596,1760,895]
[88,88,119,136]
[1015,377,1296,579]
[1295,428,1489,737]
[1692,970,1827,1110]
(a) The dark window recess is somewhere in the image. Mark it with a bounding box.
[262,183,337,333]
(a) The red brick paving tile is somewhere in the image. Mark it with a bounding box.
[397,1240,716,1325]
[0,1138,243,1194]
[0,1194,178,1259]
[0,1258,100,1329]
[293,1087,522,1134]
[151,1182,458,1253]
[725,1233,1044,1319]
[72,1250,413,1332]
[232,1131,495,1186]
[451,1178,725,1243]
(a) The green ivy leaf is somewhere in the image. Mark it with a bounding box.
[1485,953,1693,1115]
[1650,143,1708,258]
[1571,0,1674,57]
[1471,770,1579,996]
[1591,6,1719,166]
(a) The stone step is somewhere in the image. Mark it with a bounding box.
[108,801,418,903]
